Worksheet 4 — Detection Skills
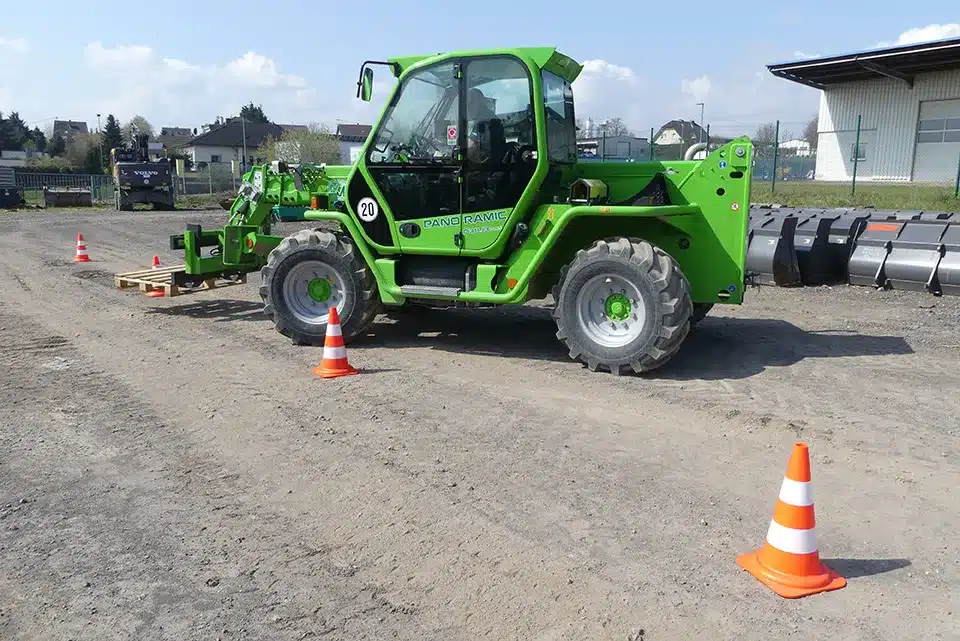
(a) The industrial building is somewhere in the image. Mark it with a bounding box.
[768,36,960,183]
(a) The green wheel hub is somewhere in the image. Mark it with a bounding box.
[604,293,632,322]
[307,277,332,303]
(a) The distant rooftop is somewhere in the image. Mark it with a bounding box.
[768,36,960,89]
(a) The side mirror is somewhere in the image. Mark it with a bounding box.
[360,68,374,102]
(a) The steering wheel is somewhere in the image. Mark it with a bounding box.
[500,142,536,165]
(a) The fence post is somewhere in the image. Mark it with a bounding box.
[649,127,654,161]
[705,124,711,154]
[601,129,606,161]
[851,114,862,197]
[208,167,212,194]
[954,151,960,199]
[771,120,780,194]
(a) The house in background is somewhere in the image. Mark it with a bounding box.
[336,123,372,163]
[178,120,292,168]
[768,35,960,183]
[52,120,88,140]
[156,127,194,160]
[653,120,708,147]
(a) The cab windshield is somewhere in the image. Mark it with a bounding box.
[368,62,459,165]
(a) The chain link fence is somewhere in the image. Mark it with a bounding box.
[179,162,240,195]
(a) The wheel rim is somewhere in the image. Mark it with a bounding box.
[575,274,647,348]
[283,260,346,326]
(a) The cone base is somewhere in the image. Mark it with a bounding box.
[74,256,91,262]
[736,549,846,598]
[312,363,359,378]
[145,289,165,297]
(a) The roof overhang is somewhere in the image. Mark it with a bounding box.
[767,36,960,89]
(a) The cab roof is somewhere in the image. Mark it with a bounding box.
[387,47,583,84]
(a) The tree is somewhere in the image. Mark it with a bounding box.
[259,123,341,164]
[122,115,154,142]
[165,149,193,171]
[48,132,66,157]
[29,126,47,153]
[65,133,103,173]
[802,115,819,151]
[602,117,630,137]
[239,102,270,124]
[0,111,29,150]
[754,122,777,158]
[101,114,124,155]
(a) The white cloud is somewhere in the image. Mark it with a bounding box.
[78,41,325,127]
[0,37,28,54]
[877,23,960,47]
[572,58,645,127]
[681,75,711,103]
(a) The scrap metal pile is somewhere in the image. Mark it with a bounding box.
[746,204,960,296]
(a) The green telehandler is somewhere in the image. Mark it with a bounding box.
[167,47,753,375]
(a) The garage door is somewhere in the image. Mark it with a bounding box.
[913,99,960,182]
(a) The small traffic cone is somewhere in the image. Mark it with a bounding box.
[73,233,91,262]
[736,442,846,598]
[312,307,359,378]
[145,255,166,297]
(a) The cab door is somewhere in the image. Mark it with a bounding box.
[361,59,464,255]
[459,56,538,252]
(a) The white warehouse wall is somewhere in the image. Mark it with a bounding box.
[815,68,960,182]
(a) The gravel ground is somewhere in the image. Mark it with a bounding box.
[0,208,957,641]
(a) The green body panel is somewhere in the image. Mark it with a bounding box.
[170,45,752,313]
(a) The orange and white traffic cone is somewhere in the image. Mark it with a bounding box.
[736,442,846,598]
[73,233,91,262]
[145,255,166,297]
[312,307,359,378]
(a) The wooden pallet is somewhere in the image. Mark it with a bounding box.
[114,264,247,297]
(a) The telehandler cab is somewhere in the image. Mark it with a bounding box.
[168,47,753,374]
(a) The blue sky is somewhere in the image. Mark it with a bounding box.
[1,1,958,141]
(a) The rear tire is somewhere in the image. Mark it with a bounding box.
[552,237,693,375]
[259,229,379,345]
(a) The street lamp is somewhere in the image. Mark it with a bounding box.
[696,102,704,142]
[97,113,102,168]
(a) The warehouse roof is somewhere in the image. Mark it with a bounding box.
[767,36,960,89]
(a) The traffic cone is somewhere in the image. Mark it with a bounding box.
[736,442,846,598]
[145,255,166,297]
[73,233,91,262]
[312,307,359,378]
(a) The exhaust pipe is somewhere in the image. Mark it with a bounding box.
[684,142,707,160]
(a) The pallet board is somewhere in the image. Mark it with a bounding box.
[114,264,247,297]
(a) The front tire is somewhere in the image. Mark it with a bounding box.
[259,229,379,345]
[552,237,693,375]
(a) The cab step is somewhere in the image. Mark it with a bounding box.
[399,285,461,298]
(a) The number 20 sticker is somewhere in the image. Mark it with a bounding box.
[357,197,379,222]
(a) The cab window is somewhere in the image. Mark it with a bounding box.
[542,70,576,163]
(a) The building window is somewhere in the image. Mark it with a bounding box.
[849,143,866,161]
[210,154,222,163]
[917,118,960,144]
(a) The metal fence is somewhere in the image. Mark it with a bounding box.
[179,162,240,195]
[12,162,241,207]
